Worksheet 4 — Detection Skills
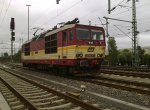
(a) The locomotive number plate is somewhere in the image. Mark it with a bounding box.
[85,54,95,58]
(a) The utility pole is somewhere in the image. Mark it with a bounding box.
[106,18,109,37]
[108,0,111,14]
[89,21,91,26]
[26,4,31,40]
[132,0,138,67]
[107,0,139,67]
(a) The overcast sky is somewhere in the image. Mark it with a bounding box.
[0,0,150,54]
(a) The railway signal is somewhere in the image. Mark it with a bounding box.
[10,18,15,30]
[10,17,15,62]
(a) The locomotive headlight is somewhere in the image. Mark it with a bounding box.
[97,54,103,57]
[76,53,83,58]
[97,54,100,57]
[80,53,83,57]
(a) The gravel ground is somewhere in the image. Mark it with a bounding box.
[14,68,150,110]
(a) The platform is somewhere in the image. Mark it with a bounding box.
[0,92,11,110]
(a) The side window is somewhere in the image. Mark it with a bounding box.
[63,32,67,41]
[70,30,73,40]
[45,33,57,54]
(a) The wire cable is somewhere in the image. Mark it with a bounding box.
[0,0,12,27]
[30,4,55,28]
[40,0,82,28]
[0,0,5,20]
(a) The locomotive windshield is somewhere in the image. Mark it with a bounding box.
[76,28,90,40]
[91,30,103,40]
[76,28,103,40]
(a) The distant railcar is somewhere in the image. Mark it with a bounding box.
[21,22,106,75]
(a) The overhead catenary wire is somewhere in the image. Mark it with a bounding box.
[0,0,12,27]
[16,0,150,42]
[30,3,55,28]
[39,0,83,28]
[0,0,5,20]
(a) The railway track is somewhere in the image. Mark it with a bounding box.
[0,67,102,110]
[100,69,150,78]
[1,63,150,109]
[102,66,150,72]
[3,63,150,96]
[78,76,150,95]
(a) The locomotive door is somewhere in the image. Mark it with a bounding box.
[62,31,68,58]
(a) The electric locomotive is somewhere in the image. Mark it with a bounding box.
[21,19,106,75]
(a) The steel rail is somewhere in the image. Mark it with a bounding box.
[82,78,150,95]
[101,69,150,78]
[0,75,38,110]
[0,67,103,110]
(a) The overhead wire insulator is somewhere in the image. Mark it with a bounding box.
[56,0,60,4]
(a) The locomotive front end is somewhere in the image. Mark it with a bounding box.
[74,25,106,73]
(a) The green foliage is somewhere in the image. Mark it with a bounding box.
[13,50,21,63]
[118,49,132,66]
[143,54,150,66]
[107,37,118,66]
[0,52,10,62]
[137,46,145,65]
[0,50,21,63]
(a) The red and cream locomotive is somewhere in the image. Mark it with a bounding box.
[21,19,106,75]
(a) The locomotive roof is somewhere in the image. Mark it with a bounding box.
[23,23,103,45]
[45,24,76,37]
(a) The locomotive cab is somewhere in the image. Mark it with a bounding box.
[72,25,106,73]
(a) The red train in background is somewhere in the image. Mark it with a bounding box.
[21,19,106,75]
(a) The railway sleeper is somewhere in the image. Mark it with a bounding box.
[15,83,34,87]
[28,93,53,101]
[6,97,18,102]
[28,95,58,100]
[35,99,66,107]
[70,106,82,110]
[20,90,48,96]
[15,87,39,91]
[17,88,43,93]
[16,87,40,91]
[29,95,59,103]
[9,100,22,106]
[11,104,26,110]
[38,102,74,110]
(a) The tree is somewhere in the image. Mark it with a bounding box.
[137,46,145,65]
[0,52,10,62]
[4,52,9,57]
[118,49,132,66]
[107,37,118,66]
[118,52,126,66]
[143,54,150,66]
[13,50,21,62]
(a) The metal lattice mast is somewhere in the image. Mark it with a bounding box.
[132,0,138,67]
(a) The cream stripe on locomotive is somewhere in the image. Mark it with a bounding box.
[21,45,105,60]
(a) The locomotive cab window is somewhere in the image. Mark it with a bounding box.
[76,28,90,40]
[91,30,103,40]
